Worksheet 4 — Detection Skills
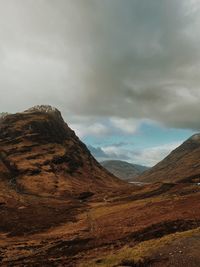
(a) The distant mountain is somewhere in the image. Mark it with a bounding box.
[101,160,149,181]
[139,133,200,183]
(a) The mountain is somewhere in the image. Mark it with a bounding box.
[1,107,200,267]
[139,133,200,183]
[101,160,149,181]
[0,105,124,199]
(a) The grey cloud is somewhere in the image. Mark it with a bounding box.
[109,142,134,148]
[88,145,130,162]
[88,142,181,167]
[0,1,200,129]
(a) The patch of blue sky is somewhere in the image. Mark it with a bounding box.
[83,120,194,150]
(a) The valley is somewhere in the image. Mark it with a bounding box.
[1,107,200,266]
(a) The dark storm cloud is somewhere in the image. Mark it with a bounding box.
[0,0,200,129]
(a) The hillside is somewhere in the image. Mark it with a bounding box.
[0,105,124,199]
[139,134,200,183]
[0,108,200,266]
[101,160,149,181]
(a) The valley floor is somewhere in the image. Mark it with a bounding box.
[1,182,200,266]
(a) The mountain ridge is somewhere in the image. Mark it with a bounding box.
[101,159,149,181]
[139,133,200,183]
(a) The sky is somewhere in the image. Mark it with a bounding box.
[0,0,200,166]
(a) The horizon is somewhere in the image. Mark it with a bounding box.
[0,106,195,167]
[1,0,200,166]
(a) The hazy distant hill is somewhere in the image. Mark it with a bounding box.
[101,160,149,181]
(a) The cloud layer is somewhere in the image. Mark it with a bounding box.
[0,0,200,130]
[89,142,181,167]
[0,1,199,166]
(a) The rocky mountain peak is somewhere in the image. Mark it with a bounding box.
[0,106,123,198]
[24,105,58,113]
[23,105,64,123]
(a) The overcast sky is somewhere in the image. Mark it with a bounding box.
[0,0,199,166]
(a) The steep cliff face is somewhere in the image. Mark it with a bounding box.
[0,106,123,198]
[139,134,200,183]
